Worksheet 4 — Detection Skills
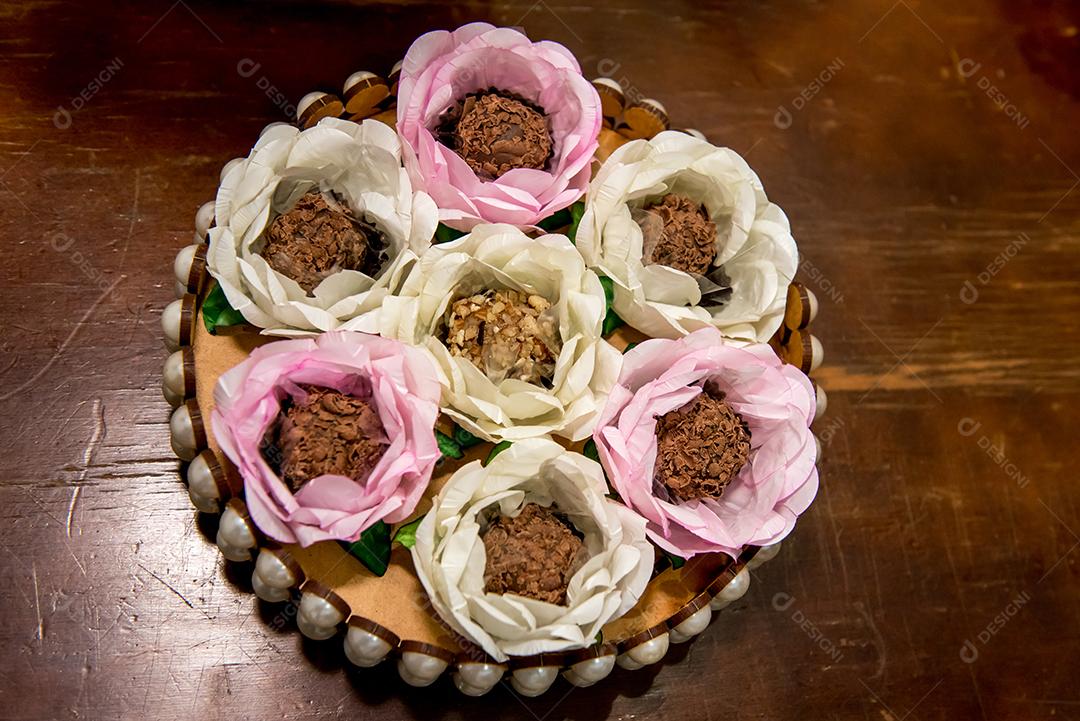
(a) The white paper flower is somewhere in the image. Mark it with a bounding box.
[411,438,653,661]
[207,117,438,336]
[379,224,621,442]
[576,131,798,343]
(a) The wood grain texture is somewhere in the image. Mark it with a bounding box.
[0,1,1077,719]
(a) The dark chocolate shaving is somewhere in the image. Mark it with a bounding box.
[640,193,717,276]
[260,191,388,294]
[265,385,386,492]
[435,89,553,180]
[482,503,583,605]
[654,389,751,502]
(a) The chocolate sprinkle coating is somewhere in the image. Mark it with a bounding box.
[261,191,387,294]
[269,385,386,492]
[436,89,553,180]
[641,193,717,276]
[482,503,583,605]
[655,390,751,501]
[443,288,560,385]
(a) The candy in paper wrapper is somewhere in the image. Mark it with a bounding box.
[210,331,442,546]
[379,223,621,443]
[592,327,817,559]
[395,22,601,229]
[410,438,653,661]
[207,118,437,336]
[575,131,798,343]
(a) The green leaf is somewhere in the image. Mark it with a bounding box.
[622,341,639,355]
[567,200,586,243]
[664,550,686,570]
[582,438,600,464]
[434,223,467,244]
[602,309,625,337]
[392,515,424,549]
[594,630,604,646]
[202,283,246,334]
[346,521,391,576]
[436,429,463,460]
[453,425,483,449]
[484,440,512,466]
[598,275,625,337]
[536,207,573,232]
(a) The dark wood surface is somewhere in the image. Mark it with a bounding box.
[2,1,1078,719]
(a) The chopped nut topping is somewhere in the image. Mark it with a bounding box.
[443,288,560,385]
[655,389,751,501]
[260,191,387,294]
[482,503,584,605]
[638,193,717,276]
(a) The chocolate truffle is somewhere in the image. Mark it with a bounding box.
[482,503,584,605]
[654,390,751,501]
[436,90,553,180]
[261,191,386,294]
[443,288,560,385]
[639,193,717,276]
[269,385,386,491]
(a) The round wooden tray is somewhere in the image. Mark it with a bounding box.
[159,67,827,697]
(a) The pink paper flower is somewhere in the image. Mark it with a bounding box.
[211,332,442,546]
[593,328,818,559]
[396,22,601,230]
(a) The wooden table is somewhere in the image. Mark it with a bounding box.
[1,1,1077,719]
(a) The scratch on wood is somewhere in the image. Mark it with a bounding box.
[137,563,194,609]
[32,561,43,645]
[68,397,107,538]
[0,279,121,402]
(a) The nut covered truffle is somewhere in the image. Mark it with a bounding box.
[638,193,717,276]
[654,389,751,501]
[437,90,553,180]
[443,288,560,385]
[269,385,387,491]
[261,191,386,294]
[482,502,584,605]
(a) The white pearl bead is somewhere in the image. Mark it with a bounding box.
[457,662,504,688]
[254,548,294,589]
[815,434,823,462]
[747,542,782,570]
[161,298,183,351]
[398,652,448,687]
[562,655,615,687]
[511,666,559,697]
[217,505,255,556]
[195,201,215,238]
[809,335,824,372]
[219,157,244,183]
[296,92,327,120]
[169,404,198,461]
[815,384,828,420]
[173,244,199,287]
[710,568,751,610]
[343,70,377,92]
[297,593,345,640]
[162,350,186,403]
[593,77,624,94]
[615,633,669,670]
[163,383,183,408]
[806,288,819,323]
[344,627,393,667]
[217,540,251,563]
[173,280,187,299]
[251,568,290,603]
[186,452,220,513]
[669,605,712,643]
